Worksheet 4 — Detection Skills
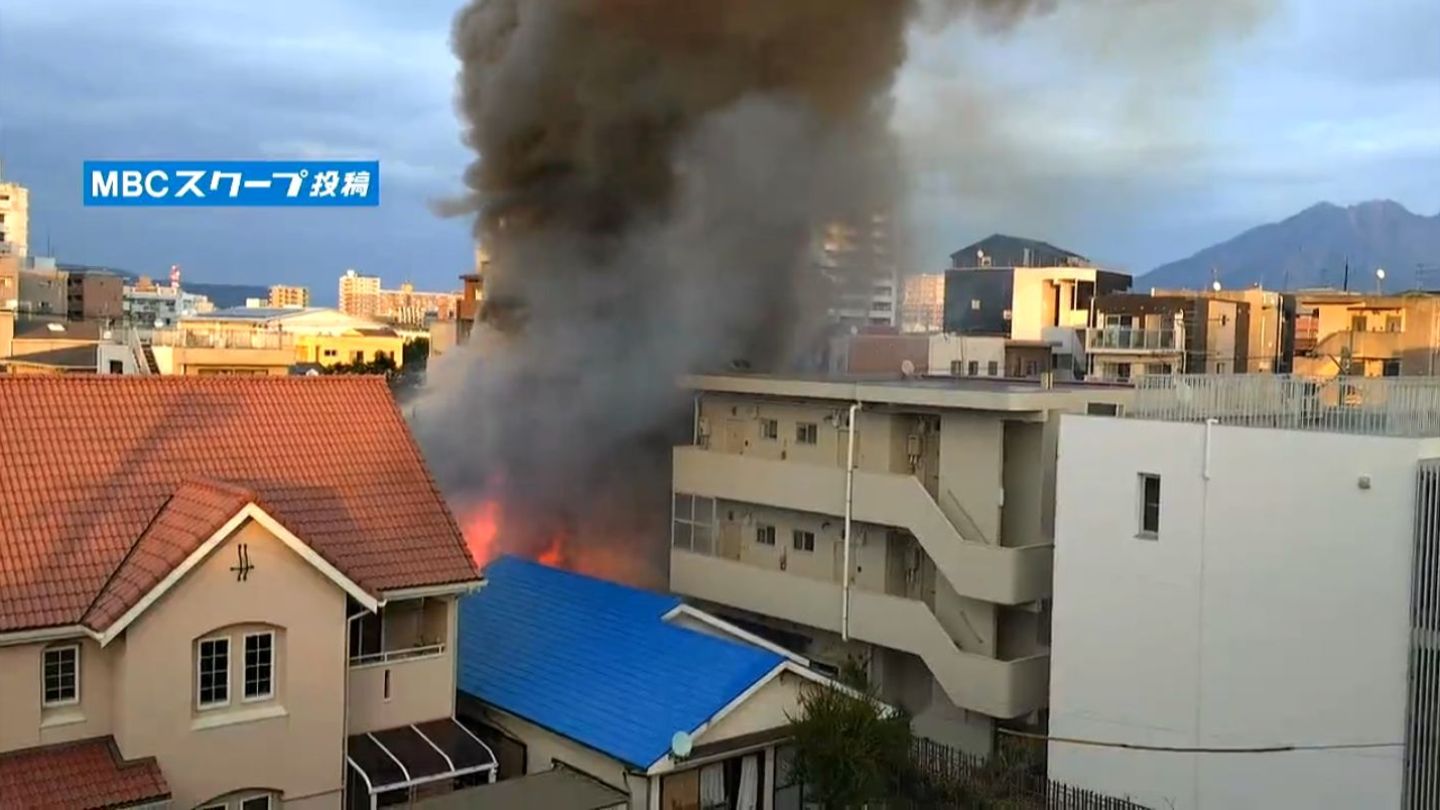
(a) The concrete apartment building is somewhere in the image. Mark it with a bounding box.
[816,214,900,328]
[669,372,1130,754]
[0,377,491,809]
[269,285,311,309]
[67,270,125,322]
[1150,287,1297,373]
[1049,374,1440,810]
[337,269,381,318]
[0,177,28,257]
[1292,291,1440,378]
[1086,293,1247,382]
[124,277,215,330]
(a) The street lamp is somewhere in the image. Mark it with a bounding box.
[1376,268,1386,294]
[1211,280,1222,293]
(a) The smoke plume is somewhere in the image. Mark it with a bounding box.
[416,0,1249,583]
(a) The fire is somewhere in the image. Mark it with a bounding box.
[459,496,662,588]
[461,498,569,569]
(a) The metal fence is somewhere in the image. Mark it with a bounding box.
[910,737,1153,810]
[1127,374,1440,438]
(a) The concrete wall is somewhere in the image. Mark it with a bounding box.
[114,518,347,809]
[714,500,890,593]
[928,334,1006,377]
[0,637,118,753]
[1049,415,1421,810]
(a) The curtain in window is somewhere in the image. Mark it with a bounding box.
[700,762,727,810]
[735,755,759,810]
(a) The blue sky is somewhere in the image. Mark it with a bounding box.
[0,0,1435,299]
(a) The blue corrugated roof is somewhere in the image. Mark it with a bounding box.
[457,556,785,771]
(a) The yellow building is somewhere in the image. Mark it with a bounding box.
[1294,291,1440,377]
[152,307,406,375]
[0,178,28,257]
[267,284,310,309]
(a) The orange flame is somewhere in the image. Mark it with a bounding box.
[460,497,660,587]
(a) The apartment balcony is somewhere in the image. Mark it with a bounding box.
[152,329,292,350]
[1085,327,1179,353]
[673,446,1052,605]
[672,550,1048,719]
[347,598,455,735]
[1309,329,1405,361]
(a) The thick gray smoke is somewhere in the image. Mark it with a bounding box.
[416,0,1225,583]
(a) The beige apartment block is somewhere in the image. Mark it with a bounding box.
[1087,293,1247,382]
[669,373,1130,754]
[268,285,311,309]
[1293,291,1440,378]
[0,377,489,809]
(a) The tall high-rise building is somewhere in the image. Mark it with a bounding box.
[268,284,310,309]
[338,269,380,317]
[817,213,899,328]
[0,177,29,258]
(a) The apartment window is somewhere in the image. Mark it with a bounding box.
[1024,361,1039,377]
[240,797,273,810]
[792,529,816,553]
[1138,473,1161,538]
[42,645,79,707]
[323,349,338,358]
[756,524,776,546]
[796,422,818,445]
[1351,314,1367,332]
[760,418,778,440]
[197,636,230,708]
[243,632,275,701]
[968,360,979,376]
[986,361,999,377]
[1086,402,1121,416]
[1387,315,1403,333]
[349,607,383,662]
[672,493,716,554]
[1384,359,1402,377]
[108,360,125,374]
[970,299,981,311]
[1156,363,1174,375]
[950,360,963,376]
[1115,362,1132,382]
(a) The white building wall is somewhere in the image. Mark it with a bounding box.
[1050,415,1429,810]
[928,334,1006,378]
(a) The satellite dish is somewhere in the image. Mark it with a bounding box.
[671,731,693,759]
[900,359,915,377]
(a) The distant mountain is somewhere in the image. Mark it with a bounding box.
[58,263,268,308]
[1142,201,1440,291]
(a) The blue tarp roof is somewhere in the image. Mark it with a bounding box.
[457,556,785,771]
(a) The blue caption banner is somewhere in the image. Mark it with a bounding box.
[83,160,380,207]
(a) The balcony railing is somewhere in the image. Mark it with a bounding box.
[349,643,446,668]
[1086,327,1178,351]
[1127,374,1440,438]
[151,329,292,350]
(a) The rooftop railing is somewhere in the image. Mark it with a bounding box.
[151,329,292,351]
[1125,374,1440,438]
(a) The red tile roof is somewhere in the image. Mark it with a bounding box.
[0,376,479,633]
[0,736,169,809]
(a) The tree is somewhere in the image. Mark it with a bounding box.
[786,658,913,809]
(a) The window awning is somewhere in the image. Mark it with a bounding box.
[347,719,497,795]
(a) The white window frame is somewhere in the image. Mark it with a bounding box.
[41,644,81,708]
[239,794,273,810]
[792,529,816,553]
[760,418,778,441]
[242,631,276,703]
[755,524,776,547]
[197,635,231,710]
[1137,473,1161,539]
[796,423,818,445]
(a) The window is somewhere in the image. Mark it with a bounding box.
[1351,314,1367,332]
[950,360,963,376]
[241,797,273,810]
[1156,363,1174,375]
[760,418,778,440]
[197,636,230,708]
[349,608,383,661]
[755,524,776,546]
[672,493,716,554]
[1138,473,1161,538]
[1086,402,1121,416]
[1384,359,1402,377]
[1024,361,1039,377]
[108,360,125,374]
[968,360,979,376]
[792,530,815,553]
[795,422,818,445]
[986,361,999,377]
[42,645,79,707]
[1387,315,1403,333]
[970,299,981,311]
[243,632,274,701]
[1115,362,1132,382]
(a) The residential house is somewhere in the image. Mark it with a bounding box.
[0,376,489,809]
[457,556,855,810]
[1292,291,1440,378]
[0,319,140,376]
[1086,293,1247,382]
[1150,287,1297,373]
[1049,374,1440,810]
[670,373,1130,755]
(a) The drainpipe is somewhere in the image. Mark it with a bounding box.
[692,393,703,445]
[842,402,862,641]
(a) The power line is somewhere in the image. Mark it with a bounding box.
[997,727,1401,754]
